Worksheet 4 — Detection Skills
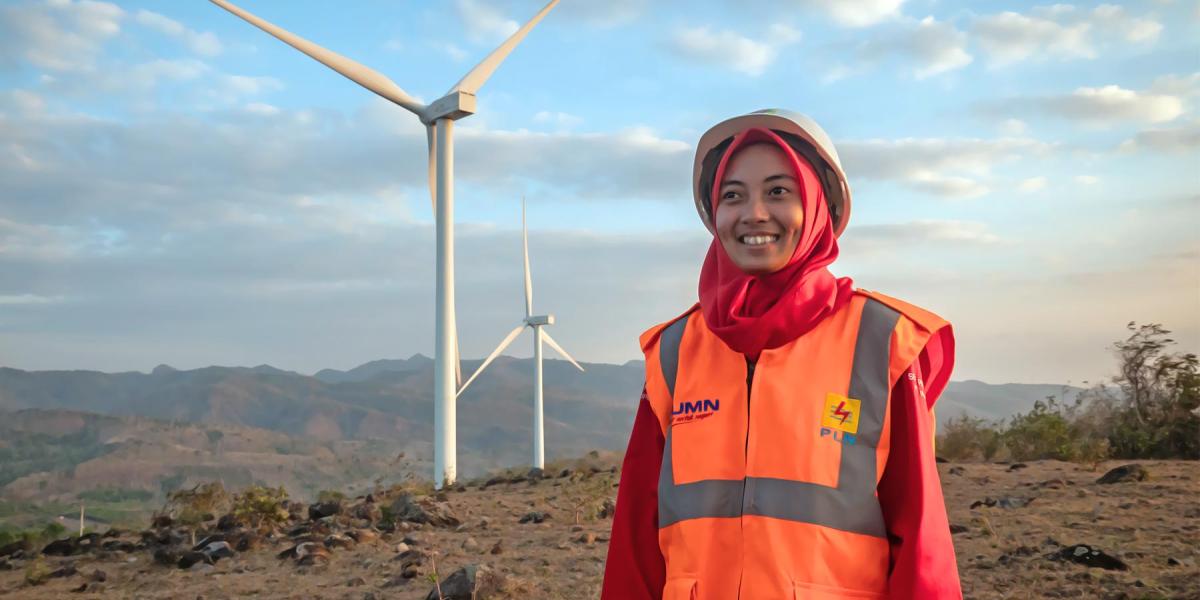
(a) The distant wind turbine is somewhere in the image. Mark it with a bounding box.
[457,199,584,470]
[209,0,561,487]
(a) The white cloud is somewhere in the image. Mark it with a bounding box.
[839,137,1052,198]
[821,64,858,84]
[0,293,65,305]
[800,0,907,27]
[908,172,989,198]
[532,110,583,130]
[556,0,648,27]
[767,23,803,44]
[848,220,1003,250]
[1090,4,1163,42]
[0,0,125,71]
[1122,119,1200,152]
[999,118,1028,135]
[3,89,46,114]
[984,75,1194,128]
[973,11,1092,65]
[244,102,281,116]
[973,4,1164,67]
[1149,72,1200,98]
[219,74,284,97]
[455,0,519,42]
[858,15,972,79]
[134,9,223,57]
[668,24,802,76]
[438,42,469,62]
[1034,85,1184,125]
[1017,176,1047,193]
[1074,175,1099,185]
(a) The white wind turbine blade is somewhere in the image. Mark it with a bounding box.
[210,0,425,114]
[522,198,532,318]
[541,330,584,372]
[425,123,437,213]
[457,324,526,397]
[447,0,560,96]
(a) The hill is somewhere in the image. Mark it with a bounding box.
[0,357,1084,524]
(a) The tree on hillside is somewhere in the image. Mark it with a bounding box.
[1085,322,1199,459]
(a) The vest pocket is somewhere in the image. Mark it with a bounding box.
[793,580,884,599]
[663,577,698,600]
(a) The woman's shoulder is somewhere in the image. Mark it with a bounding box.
[853,288,949,332]
[637,303,701,352]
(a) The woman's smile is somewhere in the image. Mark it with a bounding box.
[738,233,780,247]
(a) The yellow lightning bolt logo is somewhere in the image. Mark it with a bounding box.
[822,393,861,434]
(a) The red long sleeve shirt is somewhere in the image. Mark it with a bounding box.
[601,353,962,599]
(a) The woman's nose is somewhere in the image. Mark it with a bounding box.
[742,194,770,222]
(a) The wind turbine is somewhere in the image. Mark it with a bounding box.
[209,0,561,488]
[457,199,584,470]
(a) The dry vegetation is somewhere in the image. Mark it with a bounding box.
[1,452,1197,599]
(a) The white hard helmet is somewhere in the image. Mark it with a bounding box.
[692,109,852,237]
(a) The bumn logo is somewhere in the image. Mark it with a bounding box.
[671,398,720,425]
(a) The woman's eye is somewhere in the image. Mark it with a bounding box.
[769,186,789,196]
[722,190,740,200]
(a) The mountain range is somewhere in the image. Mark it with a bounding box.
[0,355,1080,513]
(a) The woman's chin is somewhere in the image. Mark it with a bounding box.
[733,256,785,276]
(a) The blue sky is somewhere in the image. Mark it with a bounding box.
[0,0,1196,385]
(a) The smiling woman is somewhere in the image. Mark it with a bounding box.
[601,110,962,600]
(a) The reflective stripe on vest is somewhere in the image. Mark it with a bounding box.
[656,298,901,537]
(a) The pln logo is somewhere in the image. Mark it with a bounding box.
[671,398,720,425]
[820,393,861,445]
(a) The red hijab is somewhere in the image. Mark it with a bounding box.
[698,127,854,361]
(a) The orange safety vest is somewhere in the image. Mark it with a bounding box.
[639,289,949,600]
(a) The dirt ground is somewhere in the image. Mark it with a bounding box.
[1,459,1197,599]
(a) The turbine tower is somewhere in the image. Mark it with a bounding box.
[457,199,584,470]
[209,0,560,488]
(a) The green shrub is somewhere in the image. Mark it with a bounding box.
[937,415,1003,461]
[231,485,290,532]
[316,490,345,504]
[41,522,65,540]
[24,558,51,586]
[1003,397,1078,461]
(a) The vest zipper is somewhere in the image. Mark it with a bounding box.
[739,357,756,599]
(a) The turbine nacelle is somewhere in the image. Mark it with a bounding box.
[525,314,555,327]
[421,91,478,124]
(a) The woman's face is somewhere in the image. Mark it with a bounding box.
[714,142,806,276]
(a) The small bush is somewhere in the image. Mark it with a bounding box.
[937,415,1003,461]
[316,490,345,504]
[231,485,290,532]
[165,482,229,527]
[24,558,51,586]
[41,522,65,540]
[1003,397,1078,461]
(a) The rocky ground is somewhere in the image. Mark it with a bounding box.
[1,456,1197,599]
